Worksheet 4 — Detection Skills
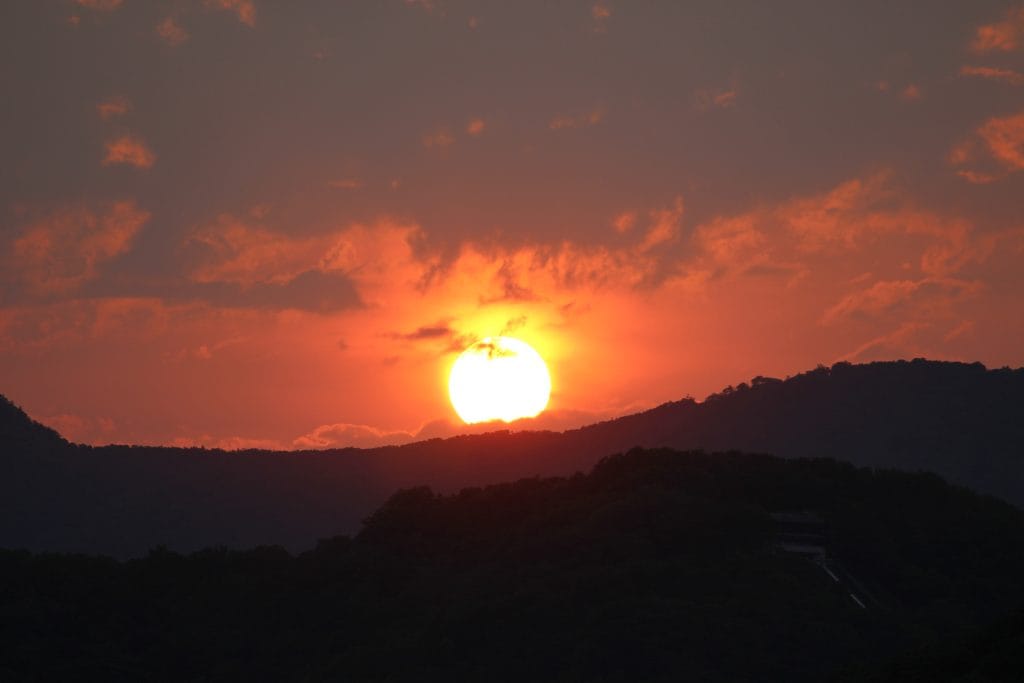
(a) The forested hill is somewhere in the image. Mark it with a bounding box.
[3,449,1023,681]
[2,359,1023,557]
[0,395,65,452]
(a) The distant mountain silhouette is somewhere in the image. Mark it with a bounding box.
[0,395,65,452]
[3,448,1023,681]
[2,359,1023,556]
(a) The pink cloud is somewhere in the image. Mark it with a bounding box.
[549,107,605,130]
[102,135,156,168]
[959,65,1024,86]
[205,0,256,27]
[293,422,415,449]
[612,211,637,234]
[422,129,455,148]
[978,111,1024,169]
[41,413,117,444]
[637,197,684,252]
[592,3,611,20]
[950,110,1024,182]
[9,201,150,294]
[96,96,131,120]
[900,84,923,101]
[156,17,189,46]
[695,83,739,110]
[821,278,981,325]
[836,321,929,363]
[591,2,611,33]
[971,6,1024,53]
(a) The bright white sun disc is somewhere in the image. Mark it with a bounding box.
[448,336,551,424]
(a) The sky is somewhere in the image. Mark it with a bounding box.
[1,0,1023,449]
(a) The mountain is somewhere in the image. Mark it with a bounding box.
[3,448,1023,681]
[0,395,65,452]
[2,359,1023,557]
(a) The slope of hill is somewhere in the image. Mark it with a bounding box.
[2,359,1023,557]
[0,395,65,452]
[2,448,1023,682]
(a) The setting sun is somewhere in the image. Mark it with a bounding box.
[448,337,552,424]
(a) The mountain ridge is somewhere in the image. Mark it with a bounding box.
[3,447,1023,681]
[2,358,1023,557]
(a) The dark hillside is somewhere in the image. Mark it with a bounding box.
[2,359,1022,556]
[2,449,1022,681]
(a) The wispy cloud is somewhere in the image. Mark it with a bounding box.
[96,96,131,120]
[7,201,149,294]
[950,110,1024,182]
[960,65,1024,86]
[694,86,738,110]
[204,0,256,28]
[549,107,604,130]
[156,17,189,46]
[422,129,455,148]
[102,135,156,168]
[971,6,1024,53]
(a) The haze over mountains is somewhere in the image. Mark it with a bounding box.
[2,359,1022,557]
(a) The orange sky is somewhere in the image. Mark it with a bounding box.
[2,1,1023,448]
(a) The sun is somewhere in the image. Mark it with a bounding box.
[448,336,552,424]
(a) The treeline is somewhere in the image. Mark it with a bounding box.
[2,449,1023,681]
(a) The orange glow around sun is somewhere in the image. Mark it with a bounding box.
[448,337,552,424]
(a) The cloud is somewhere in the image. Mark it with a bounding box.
[184,215,424,311]
[205,270,361,313]
[396,323,454,341]
[73,0,123,10]
[7,201,150,295]
[694,215,769,275]
[945,319,976,342]
[205,0,256,27]
[971,6,1024,53]
[977,111,1024,169]
[900,84,923,101]
[959,65,1024,86]
[156,17,189,46]
[422,129,455,148]
[102,135,156,168]
[694,86,738,110]
[821,278,981,325]
[638,197,684,252]
[186,216,332,285]
[293,422,414,449]
[40,413,116,444]
[466,118,485,136]
[591,2,611,33]
[612,211,637,233]
[950,110,1024,182]
[779,172,896,252]
[96,96,131,120]
[676,171,995,296]
[836,321,928,363]
[549,107,604,130]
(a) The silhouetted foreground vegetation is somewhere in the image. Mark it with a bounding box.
[2,449,1023,681]
[3,359,1024,557]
